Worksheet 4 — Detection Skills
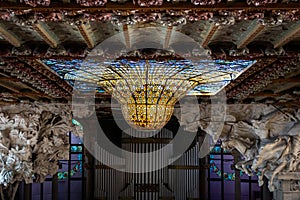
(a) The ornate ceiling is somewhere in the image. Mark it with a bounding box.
[0,0,299,111]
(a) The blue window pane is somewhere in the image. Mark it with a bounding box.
[210,181,222,200]
[58,181,68,200]
[43,181,52,200]
[224,181,235,199]
[70,181,83,200]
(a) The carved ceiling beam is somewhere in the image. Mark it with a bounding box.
[269,82,300,94]
[0,81,20,93]
[272,77,300,84]
[274,101,300,107]
[0,58,70,98]
[226,58,300,100]
[0,77,20,82]
[236,20,265,49]
[286,67,300,79]
[123,24,131,49]
[19,58,73,96]
[33,21,60,48]
[163,26,173,49]
[0,80,40,100]
[0,23,22,47]
[248,92,280,98]
[77,22,95,49]
[0,2,300,11]
[200,23,219,48]
[225,58,277,92]
[1,90,51,100]
[273,21,300,48]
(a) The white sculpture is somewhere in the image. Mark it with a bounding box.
[0,102,82,200]
[177,104,300,192]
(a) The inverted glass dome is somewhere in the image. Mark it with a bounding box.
[44,57,255,130]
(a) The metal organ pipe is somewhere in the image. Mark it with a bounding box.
[94,128,200,199]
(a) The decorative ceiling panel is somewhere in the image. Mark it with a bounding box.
[180,21,208,44]
[209,21,252,45]
[43,58,255,95]
[253,23,289,43]
[90,21,119,44]
[46,22,86,44]
[1,21,44,43]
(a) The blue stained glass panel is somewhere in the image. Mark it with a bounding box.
[44,59,255,95]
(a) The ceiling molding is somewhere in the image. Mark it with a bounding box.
[122,24,131,49]
[77,22,96,49]
[226,58,300,100]
[201,23,219,48]
[0,57,71,99]
[0,80,40,100]
[236,20,265,49]
[0,2,300,11]
[0,77,20,82]
[33,21,60,48]
[0,23,22,47]
[163,26,173,49]
[272,78,300,84]
[273,21,300,48]
[19,58,73,95]
[225,58,277,94]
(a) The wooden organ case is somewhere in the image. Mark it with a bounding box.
[94,128,202,200]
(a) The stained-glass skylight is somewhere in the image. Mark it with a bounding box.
[44,59,255,96]
[44,58,255,130]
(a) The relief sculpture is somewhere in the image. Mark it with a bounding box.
[177,104,300,192]
[0,103,82,200]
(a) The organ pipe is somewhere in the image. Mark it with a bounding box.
[94,128,201,199]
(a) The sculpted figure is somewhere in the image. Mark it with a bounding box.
[177,104,300,192]
[0,103,82,199]
[224,108,300,191]
[251,136,291,190]
[221,120,258,175]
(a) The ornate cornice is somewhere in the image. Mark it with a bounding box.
[0,57,72,99]
[226,57,300,100]
[0,3,300,24]
[19,58,73,95]
[0,1,299,9]
[225,58,277,93]
[0,44,298,60]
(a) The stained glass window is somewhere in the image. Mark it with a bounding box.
[29,132,84,200]
[208,143,261,200]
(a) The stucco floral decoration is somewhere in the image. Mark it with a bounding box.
[0,102,82,200]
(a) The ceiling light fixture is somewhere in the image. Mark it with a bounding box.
[45,49,254,130]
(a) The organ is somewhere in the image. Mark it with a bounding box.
[93,128,203,200]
